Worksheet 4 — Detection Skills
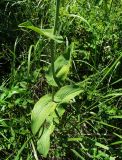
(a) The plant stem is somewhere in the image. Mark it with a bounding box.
[54,0,60,35]
[51,0,60,100]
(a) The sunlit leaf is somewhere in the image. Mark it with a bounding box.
[68,14,90,27]
[19,21,63,43]
[68,138,83,142]
[0,119,8,127]
[46,43,74,86]
[31,94,57,135]
[47,105,65,124]
[37,123,55,157]
[95,142,109,150]
[54,85,83,103]
[110,141,122,145]
[110,115,122,119]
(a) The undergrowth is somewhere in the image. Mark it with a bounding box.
[0,0,122,159]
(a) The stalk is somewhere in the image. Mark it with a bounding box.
[51,0,60,100]
[54,0,60,35]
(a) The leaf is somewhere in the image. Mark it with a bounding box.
[68,14,90,27]
[14,137,31,160]
[19,21,63,43]
[71,149,85,160]
[46,43,74,86]
[28,45,34,77]
[36,105,65,157]
[37,123,55,157]
[96,53,122,88]
[47,105,65,124]
[54,85,83,103]
[31,94,57,135]
[0,119,8,127]
[100,121,122,130]
[95,142,109,150]
[105,93,122,98]
[46,55,70,86]
[68,137,83,142]
[110,115,122,119]
[110,141,122,145]
[113,133,122,139]
[95,0,103,5]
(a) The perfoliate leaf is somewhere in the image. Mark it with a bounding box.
[37,123,55,157]
[54,85,83,103]
[46,43,74,86]
[31,94,57,135]
[19,21,63,43]
[46,55,70,86]
[47,105,65,124]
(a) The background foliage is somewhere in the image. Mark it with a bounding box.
[0,0,122,159]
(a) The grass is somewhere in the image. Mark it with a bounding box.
[0,0,122,159]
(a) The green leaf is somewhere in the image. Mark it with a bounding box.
[37,123,55,157]
[36,105,65,157]
[68,14,90,27]
[54,85,83,103]
[110,115,122,119]
[14,137,31,160]
[95,142,109,150]
[68,137,83,142]
[46,55,70,86]
[31,94,57,135]
[96,53,122,88]
[0,119,8,127]
[46,43,74,86]
[47,105,65,124]
[19,21,63,43]
[105,92,122,98]
[100,121,122,130]
[110,141,122,145]
[71,149,85,160]
[113,133,122,139]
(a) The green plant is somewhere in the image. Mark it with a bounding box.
[1,0,122,159]
[19,0,85,157]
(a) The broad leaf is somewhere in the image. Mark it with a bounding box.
[46,43,74,86]
[37,123,55,157]
[54,85,83,103]
[37,105,65,157]
[31,94,57,135]
[19,21,63,43]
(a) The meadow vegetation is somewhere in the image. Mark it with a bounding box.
[0,0,122,159]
